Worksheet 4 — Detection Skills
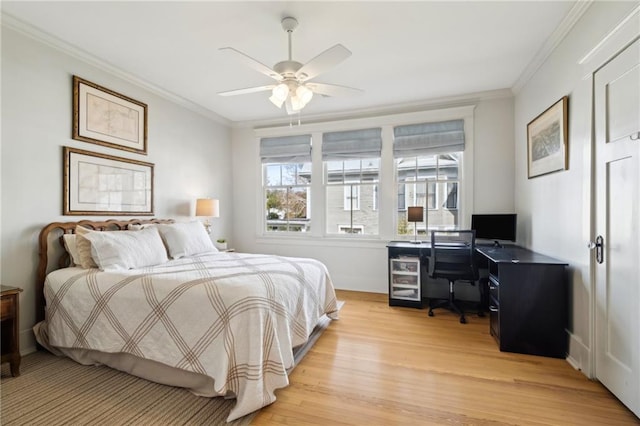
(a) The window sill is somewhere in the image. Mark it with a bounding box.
[255,234,426,249]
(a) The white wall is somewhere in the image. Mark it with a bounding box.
[1,27,233,353]
[514,1,638,374]
[231,95,515,294]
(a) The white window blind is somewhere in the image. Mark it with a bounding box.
[322,128,382,160]
[393,120,464,157]
[260,134,312,163]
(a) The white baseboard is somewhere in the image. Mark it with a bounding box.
[566,330,593,378]
[20,328,38,356]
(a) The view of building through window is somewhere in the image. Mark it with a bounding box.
[397,153,460,236]
[261,119,464,238]
[262,153,461,235]
[325,159,379,235]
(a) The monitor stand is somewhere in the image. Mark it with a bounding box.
[493,240,503,248]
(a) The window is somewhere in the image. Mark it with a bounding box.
[343,184,360,210]
[323,128,382,236]
[373,185,378,211]
[261,135,312,233]
[256,112,471,241]
[397,154,460,234]
[445,181,458,209]
[394,120,464,236]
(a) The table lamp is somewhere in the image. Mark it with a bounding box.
[195,198,219,234]
[407,206,424,244]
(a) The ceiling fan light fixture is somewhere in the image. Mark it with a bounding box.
[268,94,285,108]
[296,84,313,105]
[289,94,304,112]
[272,83,289,102]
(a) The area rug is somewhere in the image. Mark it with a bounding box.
[0,303,342,426]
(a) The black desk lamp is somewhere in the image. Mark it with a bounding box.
[408,206,424,244]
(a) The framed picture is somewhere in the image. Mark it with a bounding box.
[73,75,148,154]
[527,96,568,178]
[63,147,154,215]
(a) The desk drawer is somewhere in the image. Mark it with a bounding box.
[488,277,499,301]
[488,275,500,341]
[489,308,499,341]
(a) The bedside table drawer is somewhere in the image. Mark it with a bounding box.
[1,296,14,320]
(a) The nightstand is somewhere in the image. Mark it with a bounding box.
[223,248,236,252]
[1,285,23,377]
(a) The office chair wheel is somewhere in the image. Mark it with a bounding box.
[428,310,434,317]
[460,316,466,324]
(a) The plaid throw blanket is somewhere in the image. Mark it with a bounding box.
[41,252,338,421]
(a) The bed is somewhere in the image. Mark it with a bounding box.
[34,218,338,422]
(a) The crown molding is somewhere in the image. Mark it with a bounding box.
[1,12,230,126]
[511,0,593,94]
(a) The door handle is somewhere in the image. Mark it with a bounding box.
[588,235,604,264]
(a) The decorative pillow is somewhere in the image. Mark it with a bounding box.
[62,234,82,266]
[83,226,169,271]
[75,226,98,269]
[157,221,218,259]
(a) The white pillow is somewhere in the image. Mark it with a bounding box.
[83,226,169,271]
[62,234,82,266]
[157,221,218,259]
[75,226,98,269]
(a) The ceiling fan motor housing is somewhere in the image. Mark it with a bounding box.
[281,17,298,32]
[273,60,303,78]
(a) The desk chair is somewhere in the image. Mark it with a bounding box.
[428,230,479,324]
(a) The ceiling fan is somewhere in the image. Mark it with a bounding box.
[218,16,362,115]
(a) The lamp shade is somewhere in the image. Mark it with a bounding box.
[407,206,424,222]
[195,198,219,217]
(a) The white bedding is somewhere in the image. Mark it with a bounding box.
[37,251,338,421]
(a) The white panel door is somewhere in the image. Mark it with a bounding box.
[594,37,640,417]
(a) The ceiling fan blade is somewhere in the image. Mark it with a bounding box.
[306,82,363,97]
[296,44,352,81]
[218,85,274,96]
[219,47,283,81]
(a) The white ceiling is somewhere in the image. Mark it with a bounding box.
[2,1,579,124]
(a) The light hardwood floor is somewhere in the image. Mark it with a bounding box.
[251,290,638,425]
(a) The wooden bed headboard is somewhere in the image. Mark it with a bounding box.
[36,218,174,322]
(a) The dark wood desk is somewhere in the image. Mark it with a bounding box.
[387,242,569,358]
[387,241,484,309]
[476,245,568,358]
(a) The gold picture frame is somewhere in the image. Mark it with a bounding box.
[73,76,148,154]
[63,146,154,215]
[527,96,568,178]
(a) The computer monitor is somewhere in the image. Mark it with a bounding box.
[471,214,517,247]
